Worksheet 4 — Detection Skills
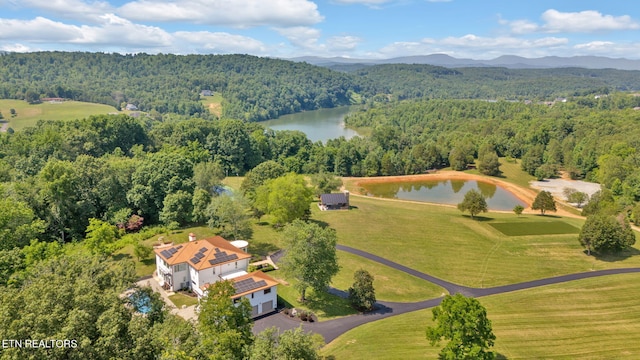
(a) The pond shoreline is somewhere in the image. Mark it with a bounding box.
[343,171,580,218]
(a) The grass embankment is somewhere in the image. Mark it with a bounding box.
[0,99,118,131]
[323,273,640,359]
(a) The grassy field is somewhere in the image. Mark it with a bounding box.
[0,99,119,130]
[314,196,640,288]
[332,251,445,302]
[322,273,640,359]
[488,221,580,236]
[200,93,223,118]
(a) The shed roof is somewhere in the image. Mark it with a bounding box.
[320,193,348,205]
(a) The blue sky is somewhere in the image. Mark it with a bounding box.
[1,0,639,59]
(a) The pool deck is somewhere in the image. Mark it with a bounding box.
[135,275,198,321]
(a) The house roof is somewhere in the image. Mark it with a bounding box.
[320,193,348,205]
[201,271,278,298]
[154,236,251,271]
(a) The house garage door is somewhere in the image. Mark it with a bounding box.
[261,300,273,314]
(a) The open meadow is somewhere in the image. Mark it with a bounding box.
[0,99,118,131]
[313,195,640,288]
[322,273,640,359]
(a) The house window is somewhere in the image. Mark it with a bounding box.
[235,262,238,269]
[251,293,254,299]
[212,267,216,274]
[264,288,271,295]
[174,263,187,272]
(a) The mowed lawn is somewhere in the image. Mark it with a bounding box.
[332,251,445,302]
[313,195,640,288]
[0,99,118,130]
[489,221,580,236]
[322,273,640,359]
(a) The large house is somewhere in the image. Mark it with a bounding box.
[154,234,278,317]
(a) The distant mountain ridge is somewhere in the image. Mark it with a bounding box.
[289,54,640,71]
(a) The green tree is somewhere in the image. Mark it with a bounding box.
[348,269,376,312]
[193,161,225,193]
[254,173,313,226]
[457,189,488,219]
[581,189,616,217]
[0,198,46,250]
[191,188,212,224]
[160,190,194,226]
[311,172,342,197]
[240,160,286,203]
[531,190,556,215]
[249,326,322,360]
[513,204,524,216]
[133,242,153,262]
[85,218,119,257]
[477,145,501,176]
[198,280,253,360]
[206,194,252,240]
[578,214,636,256]
[521,144,544,175]
[426,294,496,360]
[449,144,474,171]
[563,188,588,208]
[281,220,340,301]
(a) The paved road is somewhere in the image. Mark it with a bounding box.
[254,244,640,343]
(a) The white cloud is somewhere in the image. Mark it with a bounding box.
[0,43,35,52]
[118,0,323,27]
[377,34,569,59]
[327,35,361,51]
[5,0,112,21]
[173,31,267,54]
[508,9,640,34]
[0,17,81,42]
[0,15,173,48]
[332,0,393,4]
[275,26,322,49]
[573,41,640,58]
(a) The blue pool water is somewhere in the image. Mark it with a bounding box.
[129,292,152,314]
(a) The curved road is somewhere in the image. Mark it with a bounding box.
[254,245,640,343]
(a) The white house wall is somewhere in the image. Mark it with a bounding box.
[243,286,277,317]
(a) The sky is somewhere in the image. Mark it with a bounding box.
[1,0,639,60]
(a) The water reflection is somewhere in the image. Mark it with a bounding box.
[362,179,524,211]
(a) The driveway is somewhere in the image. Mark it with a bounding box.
[254,244,640,343]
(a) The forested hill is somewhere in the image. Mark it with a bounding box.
[0,52,364,122]
[3,52,640,122]
[350,64,640,100]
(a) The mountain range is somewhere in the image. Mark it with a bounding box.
[290,54,640,71]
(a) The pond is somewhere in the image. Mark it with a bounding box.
[360,179,526,211]
[260,106,360,143]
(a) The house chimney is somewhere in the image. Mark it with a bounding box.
[188,233,196,242]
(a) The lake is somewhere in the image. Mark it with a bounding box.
[260,106,360,143]
[360,179,526,211]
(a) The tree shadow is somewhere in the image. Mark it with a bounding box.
[141,258,155,267]
[112,253,132,261]
[533,214,562,218]
[248,241,280,257]
[495,352,509,360]
[461,215,494,222]
[590,247,640,262]
[303,290,358,318]
[307,218,331,229]
[348,205,359,210]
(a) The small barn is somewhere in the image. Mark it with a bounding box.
[319,191,350,210]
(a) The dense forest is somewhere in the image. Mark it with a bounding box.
[3,52,640,122]
[0,52,363,121]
